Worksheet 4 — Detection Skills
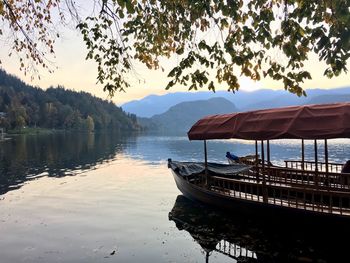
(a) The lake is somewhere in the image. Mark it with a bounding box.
[0,132,350,262]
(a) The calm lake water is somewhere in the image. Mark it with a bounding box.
[1,132,350,262]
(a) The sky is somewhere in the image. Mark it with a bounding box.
[0,9,349,106]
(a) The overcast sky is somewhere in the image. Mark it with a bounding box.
[1,17,349,105]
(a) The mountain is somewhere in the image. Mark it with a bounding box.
[242,88,350,110]
[122,90,285,117]
[306,94,350,105]
[121,92,216,117]
[122,87,350,117]
[0,69,140,131]
[141,97,238,132]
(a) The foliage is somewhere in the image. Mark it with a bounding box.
[1,1,350,96]
[0,0,69,76]
[15,115,25,128]
[86,115,95,132]
[0,69,140,131]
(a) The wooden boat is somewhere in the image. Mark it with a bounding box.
[168,103,350,220]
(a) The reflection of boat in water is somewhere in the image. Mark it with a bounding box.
[169,195,258,263]
[169,103,350,220]
[169,195,350,262]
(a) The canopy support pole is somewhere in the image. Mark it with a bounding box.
[267,140,271,181]
[261,140,268,203]
[301,139,305,171]
[325,139,329,173]
[255,140,259,182]
[261,140,265,167]
[204,140,209,187]
[267,140,271,166]
[325,139,329,187]
[314,140,319,187]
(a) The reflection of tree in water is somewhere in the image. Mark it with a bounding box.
[169,195,350,263]
[0,132,133,195]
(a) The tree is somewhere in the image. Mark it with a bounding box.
[86,115,95,132]
[15,115,25,129]
[1,1,349,96]
[0,69,140,131]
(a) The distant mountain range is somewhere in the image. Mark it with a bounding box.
[138,97,238,132]
[121,87,350,117]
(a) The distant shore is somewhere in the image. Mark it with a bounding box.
[7,127,64,135]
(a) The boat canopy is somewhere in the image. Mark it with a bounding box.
[188,103,350,140]
[168,161,251,177]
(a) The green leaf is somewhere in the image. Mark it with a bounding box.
[117,0,126,8]
[125,0,135,14]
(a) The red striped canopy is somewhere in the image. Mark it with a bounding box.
[188,102,350,140]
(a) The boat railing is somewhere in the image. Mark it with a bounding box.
[284,160,344,173]
[233,162,350,191]
[262,166,350,191]
[208,174,350,216]
[186,164,350,192]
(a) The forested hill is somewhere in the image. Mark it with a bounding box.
[0,69,140,131]
[139,97,238,132]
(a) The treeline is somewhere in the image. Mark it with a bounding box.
[0,69,140,132]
